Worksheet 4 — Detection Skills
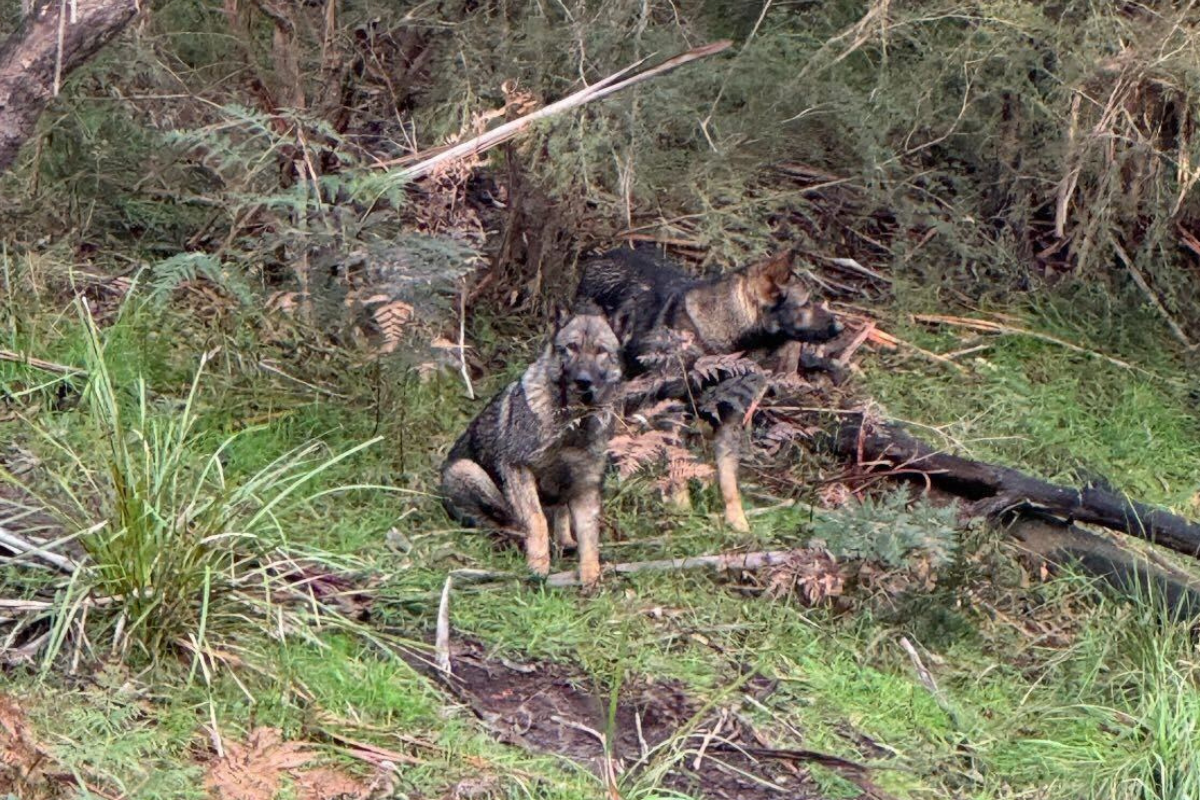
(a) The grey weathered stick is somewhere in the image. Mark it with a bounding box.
[545,549,795,587]
[1113,242,1195,349]
[899,638,951,713]
[435,575,453,676]
[388,40,732,182]
[0,526,77,572]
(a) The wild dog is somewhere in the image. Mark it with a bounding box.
[440,308,623,586]
[576,244,841,531]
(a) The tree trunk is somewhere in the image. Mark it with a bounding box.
[0,0,139,173]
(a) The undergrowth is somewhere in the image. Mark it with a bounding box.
[2,2,1200,797]
[1,302,396,669]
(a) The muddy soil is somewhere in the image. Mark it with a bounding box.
[411,637,859,800]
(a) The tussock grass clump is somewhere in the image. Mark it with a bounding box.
[2,303,386,666]
[1032,581,1200,800]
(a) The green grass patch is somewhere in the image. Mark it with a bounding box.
[3,288,1198,800]
[867,288,1200,510]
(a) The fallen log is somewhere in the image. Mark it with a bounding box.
[1006,515,1200,617]
[832,413,1200,560]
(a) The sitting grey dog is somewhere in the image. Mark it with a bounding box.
[441,307,623,586]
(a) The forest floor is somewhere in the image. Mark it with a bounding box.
[2,270,1199,800]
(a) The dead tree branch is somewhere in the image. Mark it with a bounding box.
[382,40,732,181]
[831,413,1200,559]
[546,549,794,587]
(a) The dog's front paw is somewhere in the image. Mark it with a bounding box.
[725,505,751,533]
[578,558,602,590]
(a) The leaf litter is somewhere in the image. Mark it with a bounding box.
[0,695,66,800]
[205,727,372,800]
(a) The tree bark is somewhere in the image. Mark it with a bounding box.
[0,0,139,173]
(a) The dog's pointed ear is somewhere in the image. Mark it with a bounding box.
[552,304,566,330]
[746,249,796,303]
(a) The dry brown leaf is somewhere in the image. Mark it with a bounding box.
[765,548,845,606]
[654,444,715,495]
[818,482,853,508]
[689,352,759,384]
[206,728,316,800]
[294,766,370,800]
[608,429,676,478]
[368,299,415,354]
[448,773,502,798]
[0,695,60,799]
[267,290,302,315]
[80,273,136,326]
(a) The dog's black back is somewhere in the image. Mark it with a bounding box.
[577,244,840,378]
[576,246,699,373]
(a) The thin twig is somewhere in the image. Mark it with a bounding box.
[0,526,78,572]
[0,349,82,376]
[458,281,475,400]
[836,321,876,366]
[1113,242,1195,349]
[257,360,348,398]
[911,313,1174,380]
[868,327,965,372]
[435,575,452,676]
[381,40,732,181]
[899,636,961,728]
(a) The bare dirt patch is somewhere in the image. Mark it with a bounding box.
[421,638,841,800]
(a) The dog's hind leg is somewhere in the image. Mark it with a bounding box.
[665,482,693,512]
[441,459,512,529]
[552,504,576,549]
[713,422,750,532]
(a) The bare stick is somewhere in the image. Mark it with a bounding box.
[384,40,732,182]
[836,321,876,366]
[900,636,967,736]
[458,281,475,400]
[435,575,452,676]
[545,549,795,587]
[0,526,78,572]
[0,348,81,376]
[911,313,1166,379]
[1113,242,1195,350]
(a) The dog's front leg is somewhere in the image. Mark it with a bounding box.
[502,465,551,575]
[552,504,576,548]
[713,422,750,532]
[570,487,602,588]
